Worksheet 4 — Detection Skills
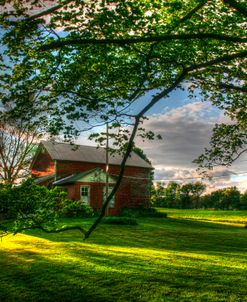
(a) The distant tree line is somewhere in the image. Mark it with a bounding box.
[151,182,247,210]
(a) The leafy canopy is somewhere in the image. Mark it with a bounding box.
[1,0,246,141]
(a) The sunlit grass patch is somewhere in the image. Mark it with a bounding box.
[161,208,247,226]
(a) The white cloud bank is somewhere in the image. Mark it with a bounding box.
[136,101,247,192]
[137,102,216,168]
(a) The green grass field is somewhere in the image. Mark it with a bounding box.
[160,208,247,226]
[1,209,247,302]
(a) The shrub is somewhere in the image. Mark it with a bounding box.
[59,200,94,218]
[138,207,167,218]
[146,211,167,218]
[0,178,68,231]
[240,191,247,210]
[120,207,167,218]
[119,208,138,218]
[1,180,47,219]
[103,216,138,225]
[0,184,13,219]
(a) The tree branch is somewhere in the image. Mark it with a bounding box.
[40,33,247,51]
[84,116,141,239]
[223,0,247,17]
[218,83,247,92]
[187,50,247,72]
[14,224,87,236]
[5,0,76,23]
[28,0,76,21]
[138,71,188,117]
[232,148,247,162]
[84,69,188,239]
[176,0,209,26]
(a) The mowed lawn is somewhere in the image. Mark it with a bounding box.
[160,208,247,226]
[1,210,247,302]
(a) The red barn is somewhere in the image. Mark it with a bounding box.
[31,141,152,215]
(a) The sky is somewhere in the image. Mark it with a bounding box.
[77,88,247,193]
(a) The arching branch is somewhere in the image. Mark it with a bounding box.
[4,0,76,24]
[177,0,209,25]
[84,116,140,239]
[27,0,76,22]
[187,51,247,72]
[218,83,247,93]
[84,70,188,239]
[40,33,247,51]
[14,224,87,236]
[223,0,247,17]
[232,148,247,162]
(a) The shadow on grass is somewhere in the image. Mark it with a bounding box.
[1,237,247,302]
[0,249,108,302]
[18,217,247,255]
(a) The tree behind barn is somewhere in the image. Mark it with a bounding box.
[0,116,41,185]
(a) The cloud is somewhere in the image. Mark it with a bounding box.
[154,166,233,182]
[136,101,247,192]
[137,101,218,168]
[153,166,246,193]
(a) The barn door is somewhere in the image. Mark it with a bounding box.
[80,186,90,204]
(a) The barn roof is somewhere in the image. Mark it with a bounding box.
[40,141,152,169]
[53,169,97,185]
[53,168,117,185]
[34,173,55,184]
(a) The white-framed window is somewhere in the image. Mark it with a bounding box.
[80,186,90,205]
[103,186,115,208]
